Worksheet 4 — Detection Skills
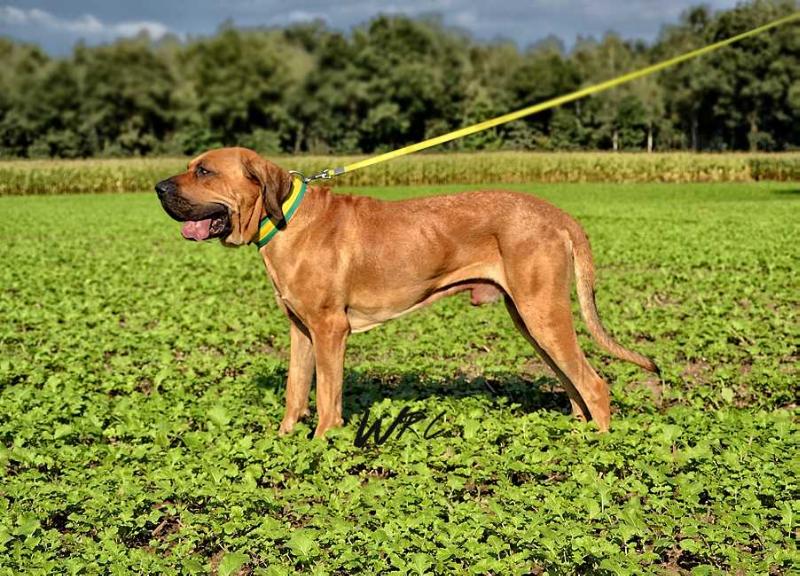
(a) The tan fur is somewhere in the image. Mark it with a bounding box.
[163,147,658,438]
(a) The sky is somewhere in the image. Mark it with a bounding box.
[0,0,742,54]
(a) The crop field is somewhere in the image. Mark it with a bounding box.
[0,178,798,574]
[1,151,800,196]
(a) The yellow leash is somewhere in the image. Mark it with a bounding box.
[302,12,799,182]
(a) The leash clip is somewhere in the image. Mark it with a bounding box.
[309,169,333,181]
[288,169,332,183]
[289,167,345,183]
[307,169,333,182]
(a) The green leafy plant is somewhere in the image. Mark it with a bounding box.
[0,179,797,574]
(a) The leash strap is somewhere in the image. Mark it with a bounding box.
[256,174,307,248]
[302,12,799,181]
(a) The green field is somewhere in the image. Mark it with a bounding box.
[0,181,797,574]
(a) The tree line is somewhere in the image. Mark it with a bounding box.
[0,0,797,158]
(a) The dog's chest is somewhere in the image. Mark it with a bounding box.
[260,257,302,317]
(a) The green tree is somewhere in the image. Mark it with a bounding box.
[176,25,307,154]
[709,0,800,150]
[503,41,581,149]
[0,1,797,157]
[73,37,175,156]
[0,39,49,156]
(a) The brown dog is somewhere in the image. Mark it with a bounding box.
[156,147,658,438]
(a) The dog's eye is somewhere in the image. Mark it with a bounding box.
[196,165,211,177]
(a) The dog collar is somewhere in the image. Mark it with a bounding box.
[256,175,306,248]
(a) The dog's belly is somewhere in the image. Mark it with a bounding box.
[346,265,506,333]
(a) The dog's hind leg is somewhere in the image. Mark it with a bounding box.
[504,297,591,422]
[502,239,611,430]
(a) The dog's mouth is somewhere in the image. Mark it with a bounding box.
[159,192,232,241]
[180,207,231,241]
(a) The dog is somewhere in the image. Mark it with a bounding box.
[155,147,658,438]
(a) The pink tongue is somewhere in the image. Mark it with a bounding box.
[181,219,213,241]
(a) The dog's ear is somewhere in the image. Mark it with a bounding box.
[242,153,293,228]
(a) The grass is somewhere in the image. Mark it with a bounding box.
[0,181,798,574]
[1,152,800,196]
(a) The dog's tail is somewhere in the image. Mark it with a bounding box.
[569,225,659,374]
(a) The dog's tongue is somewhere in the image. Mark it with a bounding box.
[181,219,212,241]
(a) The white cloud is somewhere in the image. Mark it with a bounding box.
[0,5,171,40]
[0,0,746,54]
[284,10,327,24]
[262,9,328,26]
[452,10,477,28]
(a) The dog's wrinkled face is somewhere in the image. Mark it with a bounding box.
[155,147,292,246]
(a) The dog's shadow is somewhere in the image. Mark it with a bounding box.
[254,366,570,426]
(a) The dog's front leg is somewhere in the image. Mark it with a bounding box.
[278,318,315,436]
[309,315,350,438]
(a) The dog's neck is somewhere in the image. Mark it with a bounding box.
[254,183,331,253]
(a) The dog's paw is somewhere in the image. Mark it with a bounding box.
[278,419,298,436]
[313,417,344,439]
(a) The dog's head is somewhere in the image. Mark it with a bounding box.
[155,147,293,246]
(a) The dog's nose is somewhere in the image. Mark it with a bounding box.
[155,179,176,198]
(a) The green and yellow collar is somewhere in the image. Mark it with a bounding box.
[256,175,307,248]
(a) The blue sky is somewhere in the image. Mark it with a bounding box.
[1,1,741,54]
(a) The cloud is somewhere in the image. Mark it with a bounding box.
[283,10,327,24]
[0,5,171,40]
[262,9,328,26]
[0,0,744,54]
[233,0,740,49]
[452,10,478,28]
